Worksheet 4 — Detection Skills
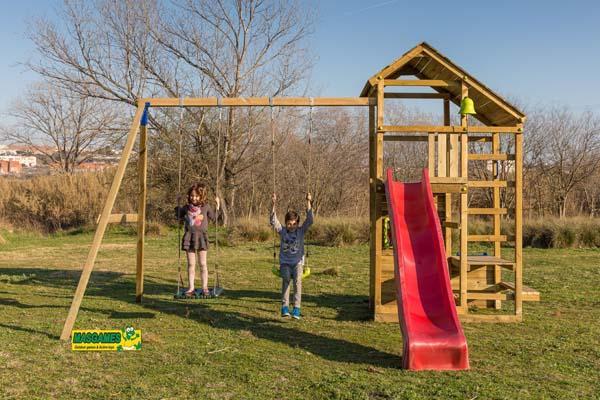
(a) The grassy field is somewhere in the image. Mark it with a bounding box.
[1,227,599,399]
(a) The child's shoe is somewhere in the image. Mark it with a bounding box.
[281,306,290,317]
[291,307,301,319]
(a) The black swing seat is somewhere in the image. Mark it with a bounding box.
[174,287,224,300]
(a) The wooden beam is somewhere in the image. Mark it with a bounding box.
[383,135,428,142]
[468,135,493,142]
[380,125,521,133]
[459,81,468,311]
[492,133,502,309]
[383,79,460,87]
[467,208,508,215]
[443,99,452,257]
[60,103,145,341]
[468,154,515,161]
[141,97,375,108]
[468,235,508,242]
[136,122,148,303]
[515,130,524,316]
[468,181,508,188]
[431,183,466,193]
[384,93,450,99]
[430,177,467,184]
[96,213,138,224]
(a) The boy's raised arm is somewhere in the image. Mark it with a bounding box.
[302,192,314,230]
[270,192,282,232]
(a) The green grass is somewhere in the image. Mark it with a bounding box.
[1,228,600,399]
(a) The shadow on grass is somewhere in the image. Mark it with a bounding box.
[0,323,59,340]
[0,267,401,368]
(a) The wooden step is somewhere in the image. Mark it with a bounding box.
[449,255,515,271]
[499,281,540,302]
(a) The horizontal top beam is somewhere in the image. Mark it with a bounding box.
[138,97,376,108]
[383,79,460,87]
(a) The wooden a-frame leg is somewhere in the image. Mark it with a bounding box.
[60,104,145,341]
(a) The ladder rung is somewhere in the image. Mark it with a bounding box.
[468,235,508,242]
[467,208,508,215]
[468,154,515,161]
[468,181,508,188]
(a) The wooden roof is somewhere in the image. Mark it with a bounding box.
[360,42,525,126]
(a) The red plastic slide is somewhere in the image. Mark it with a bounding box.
[385,168,469,371]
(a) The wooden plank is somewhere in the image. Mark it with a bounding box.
[443,99,452,257]
[468,235,508,242]
[467,208,507,215]
[428,133,435,173]
[468,153,515,161]
[142,97,375,107]
[383,135,428,142]
[384,93,450,99]
[492,133,502,309]
[459,314,522,323]
[449,255,515,269]
[383,79,460,87]
[380,125,521,133]
[431,183,466,193]
[443,221,460,229]
[136,123,148,303]
[430,177,467,184]
[60,103,145,341]
[96,213,139,224]
[468,181,508,188]
[468,135,493,142]
[499,281,540,301]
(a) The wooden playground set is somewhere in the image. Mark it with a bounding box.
[59,42,540,368]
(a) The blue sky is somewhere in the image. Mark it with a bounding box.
[1,0,599,113]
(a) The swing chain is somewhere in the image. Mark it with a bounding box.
[176,97,185,292]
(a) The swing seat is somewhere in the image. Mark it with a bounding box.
[174,287,224,299]
[271,265,311,279]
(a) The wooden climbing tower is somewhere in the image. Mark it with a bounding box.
[364,42,539,323]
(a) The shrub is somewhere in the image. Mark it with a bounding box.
[578,223,600,247]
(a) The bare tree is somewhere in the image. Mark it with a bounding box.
[526,108,600,218]
[5,82,124,173]
[26,0,315,223]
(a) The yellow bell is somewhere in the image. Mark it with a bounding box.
[459,97,476,115]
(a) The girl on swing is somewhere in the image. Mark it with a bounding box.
[270,192,313,319]
[177,182,220,297]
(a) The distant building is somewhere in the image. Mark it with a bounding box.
[0,160,22,174]
[0,155,37,168]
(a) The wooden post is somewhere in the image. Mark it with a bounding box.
[492,133,502,309]
[515,127,524,317]
[369,104,376,310]
[136,117,148,303]
[459,82,469,310]
[60,104,145,340]
[443,99,452,257]
[373,79,385,313]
